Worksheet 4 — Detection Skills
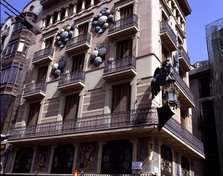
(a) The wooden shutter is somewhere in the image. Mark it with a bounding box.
[72,54,85,72]
[37,66,48,82]
[63,94,79,121]
[27,102,40,126]
[116,38,132,59]
[112,83,131,113]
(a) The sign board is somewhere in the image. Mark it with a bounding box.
[132,161,142,170]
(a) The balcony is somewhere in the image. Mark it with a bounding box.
[162,117,204,159]
[58,70,85,93]
[8,108,204,158]
[103,55,137,82]
[108,15,139,40]
[65,33,91,54]
[160,21,177,51]
[23,82,46,101]
[172,70,195,108]
[32,47,54,66]
[178,47,191,72]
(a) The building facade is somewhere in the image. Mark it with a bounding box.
[190,61,221,176]
[3,0,204,175]
[206,18,223,176]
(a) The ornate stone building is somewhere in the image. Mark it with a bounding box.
[2,0,204,175]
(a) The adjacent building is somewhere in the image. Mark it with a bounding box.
[190,61,220,176]
[2,0,204,175]
[206,18,223,176]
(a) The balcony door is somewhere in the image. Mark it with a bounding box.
[116,38,132,59]
[72,54,85,72]
[112,82,131,113]
[27,102,40,126]
[78,23,89,36]
[63,94,79,121]
[37,65,48,82]
[63,94,79,131]
[120,4,133,19]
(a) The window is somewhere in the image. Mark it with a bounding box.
[51,144,74,174]
[63,94,79,121]
[72,54,85,72]
[112,82,131,113]
[9,63,19,84]
[37,66,48,82]
[17,41,27,53]
[0,63,21,85]
[6,42,18,55]
[116,38,132,59]
[85,0,91,9]
[120,4,133,18]
[161,145,172,176]
[181,156,189,176]
[45,37,54,48]
[94,0,100,5]
[78,23,89,35]
[13,22,23,32]
[199,76,211,97]
[76,1,82,13]
[201,101,214,119]
[27,102,40,126]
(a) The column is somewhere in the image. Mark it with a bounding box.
[30,147,37,173]
[49,14,53,25]
[96,141,105,173]
[130,139,138,161]
[65,7,69,18]
[57,11,61,22]
[90,0,94,6]
[72,143,79,171]
[168,0,172,9]
[73,4,77,15]
[48,145,56,173]
[82,0,86,11]
[42,18,46,28]
[172,5,177,17]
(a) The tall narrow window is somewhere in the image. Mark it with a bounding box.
[63,94,79,121]
[78,23,89,35]
[112,82,131,113]
[120,4,133,18]
[27,102,40,126]
[181,156,189,176]
[116,38,132,59]
[45,37,54,48]
[37,66,48,82]
[161,145,172,176]
[72,54,85,72]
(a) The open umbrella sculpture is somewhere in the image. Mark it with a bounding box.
[55,25,74,48]
[91,7,114,34]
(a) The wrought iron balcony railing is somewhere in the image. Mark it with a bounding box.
[23,81,46,96]
[160,21,177,46]
[166,118,204,155]
[104,55,136,74]
[108,14,138,34]
[58,70,85,86]
[178,47,190,68]
[9,108,158,139]
[66,33,91,50]
[8,108,204,155]
[172,69,195,104]
[33,47,54,62]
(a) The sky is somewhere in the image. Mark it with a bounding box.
[1,0,223,64]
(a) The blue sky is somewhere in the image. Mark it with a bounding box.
[1,0,223,64]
